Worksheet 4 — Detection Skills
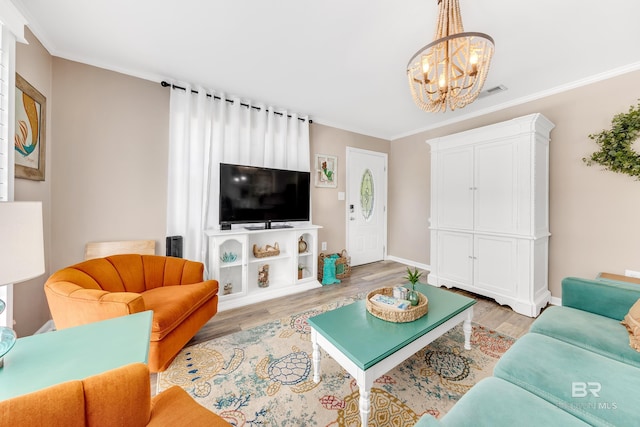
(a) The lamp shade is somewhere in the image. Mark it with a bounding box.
[0,202,45,286]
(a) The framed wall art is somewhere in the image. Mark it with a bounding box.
[315,154,337,188]
[15,73,46,181]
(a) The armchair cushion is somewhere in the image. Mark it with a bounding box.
[143,281,218,341]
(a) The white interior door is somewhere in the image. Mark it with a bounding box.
[346,147,387,266]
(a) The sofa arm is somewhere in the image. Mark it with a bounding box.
[45,282,146,329]
[562,277,640,320]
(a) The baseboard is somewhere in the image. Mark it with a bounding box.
[35,319,56,334]
[549,296,562,306]
[385,255,431,272]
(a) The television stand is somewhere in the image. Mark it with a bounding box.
[206,225,322,311]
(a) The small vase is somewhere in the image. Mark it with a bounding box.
[407,289,420,306]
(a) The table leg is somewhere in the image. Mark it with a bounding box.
[311,329,321,383]
[359,383,370,426]
[463,308,473,350]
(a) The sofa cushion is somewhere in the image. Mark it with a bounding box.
[414,377,589,427]
[143,281,218,341]
[621,298,640,351]
[530,305,640,368]
[494,333,640,427]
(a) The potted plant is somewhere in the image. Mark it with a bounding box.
[298,264,308,280]
[404,267,423,306]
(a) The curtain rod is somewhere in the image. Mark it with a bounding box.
[161,81,312,124]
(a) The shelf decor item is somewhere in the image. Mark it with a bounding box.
[298,236,308,253]
[220,252,237,263]
[298,264,309,280]
[223,282,233,295]
[257,264,269,288]
[366,287,428,323]
[253,242,280,258]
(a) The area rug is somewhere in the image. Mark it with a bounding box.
[158,295,515,426]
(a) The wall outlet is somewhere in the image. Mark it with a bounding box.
[321,242,327,251]
[625,269,640,278]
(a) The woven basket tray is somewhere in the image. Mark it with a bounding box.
[366,287,428,323]
[253,242,280,258]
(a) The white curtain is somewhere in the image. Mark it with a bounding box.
[166,85,310,269]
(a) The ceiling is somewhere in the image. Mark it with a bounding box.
[12,0,640,140]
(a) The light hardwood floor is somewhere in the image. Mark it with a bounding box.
[189,260,536,346]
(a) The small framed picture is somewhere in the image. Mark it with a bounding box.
[315,154,337,188]
[14,73,46,181]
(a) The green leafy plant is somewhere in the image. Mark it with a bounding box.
[583,101,640,180]
[404,266,423,290]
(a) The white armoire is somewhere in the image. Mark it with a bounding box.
[427,114,555,317]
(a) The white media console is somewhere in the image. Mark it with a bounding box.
[205,224,322,311]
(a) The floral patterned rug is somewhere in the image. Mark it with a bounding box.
[158,295,515,426]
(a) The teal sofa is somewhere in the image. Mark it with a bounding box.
[416,275,640,427]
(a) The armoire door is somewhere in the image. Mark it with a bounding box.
[473,140,519,234]
[437,231,473,287]
[473,234,517,297]
[437,148,474,230]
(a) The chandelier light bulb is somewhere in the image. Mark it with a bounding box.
[422,57,430,74]
[438,73,447,88]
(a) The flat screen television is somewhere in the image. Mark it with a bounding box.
[219,163,310,228]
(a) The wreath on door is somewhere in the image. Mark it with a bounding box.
[583,101,640,180]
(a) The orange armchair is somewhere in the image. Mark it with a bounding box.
[0,363,231,426]
[44,254,219,372]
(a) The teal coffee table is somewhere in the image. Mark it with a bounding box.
[308,283,475,426]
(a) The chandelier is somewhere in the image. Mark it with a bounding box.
[407,0,494,112]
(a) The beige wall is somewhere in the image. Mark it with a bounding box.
[51,58,170,271]
[310,124,390,255]
[390,69,640,298]
[14,29,53,336]
[387,133,430,266]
